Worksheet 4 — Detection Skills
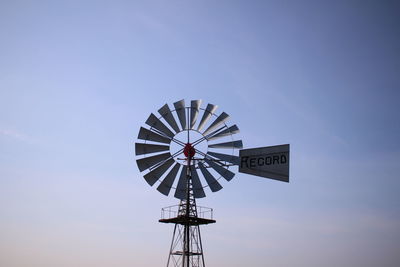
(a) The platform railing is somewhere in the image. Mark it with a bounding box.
[160,205,214,220]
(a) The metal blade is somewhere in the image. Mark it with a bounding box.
[202,112,230,135]
[135,143,170,155]
[190,166,206,198]
[190,100,202,129]
[197,103,218,132]
[198,162,222,192]
[138,127,171,144]
[207,151,240,165]
[209,140,243,149]
[158,104,180,133]
[174,166,188,199]
[157,163,180,196]
[173,99,186,131]
[143,158,175,186]
[145,113,174,138]
[207,125,239,141]
[205,158,235,181]
[136,152,171,172]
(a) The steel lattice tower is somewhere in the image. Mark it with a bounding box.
[160,145,215,267]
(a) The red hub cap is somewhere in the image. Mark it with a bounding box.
[183,143,196,158]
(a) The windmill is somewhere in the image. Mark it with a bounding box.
[135,99,289,267]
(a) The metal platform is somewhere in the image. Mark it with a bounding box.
[159,204,216,225]
[159,216,216,225]
[161,201,212,267]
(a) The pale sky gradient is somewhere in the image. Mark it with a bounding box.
[1,1,399,266]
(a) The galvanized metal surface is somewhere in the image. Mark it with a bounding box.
[137,127,171,144]
[158,104,180,133]
[173,99,186,131]
[135,143,169,155]
[198,162,222,192]
[135,99,242,199]
[145,113,175,138]
[143,158,175,186]
[136,152,171,172]
[157,163,181,196]
[190,165,206,198]
[202,111,230,135]
[239,144,290,182]
[174,166,188,199]
[206,124,239,140]
[207,151,240,165]
[209,140,243,149]
[204,158,235,181]
[190,100,202,129]
[197,103,218,131]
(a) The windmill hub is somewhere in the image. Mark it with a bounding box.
[169,130,208,165]
[183,143,195,158]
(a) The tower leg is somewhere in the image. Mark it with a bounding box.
[197,225,205,266]
[167,224,177,267]
[166,223,205,267]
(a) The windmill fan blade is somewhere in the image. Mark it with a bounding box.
[146,113,174,138]
[190,100,202,129]
[202,112,230,135]
[207,125,239,141]
[205,158,235,181]
[136,152,171,172]
[143,158,174,186]
[157,163,180,196]
[190,166,206,198]
[197,103,218,132]
[209,140,243,149]
[135,143,170,155]
[207,151,240,165]
[198,162,222,192]
[158,104,180,133]
[174,166,188,199]
[173,99,186,131]
[138,127,171,144]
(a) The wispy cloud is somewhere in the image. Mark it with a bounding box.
[0,129,33,144]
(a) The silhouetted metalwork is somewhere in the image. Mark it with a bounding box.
[135,99,242,267]
[135,99,290,267]
[160,177,215,267]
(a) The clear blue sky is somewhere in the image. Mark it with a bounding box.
[1,1,399,266]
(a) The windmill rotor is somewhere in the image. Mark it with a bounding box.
[135,99,243,199]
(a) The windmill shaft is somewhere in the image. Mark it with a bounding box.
[185,155,191,267]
